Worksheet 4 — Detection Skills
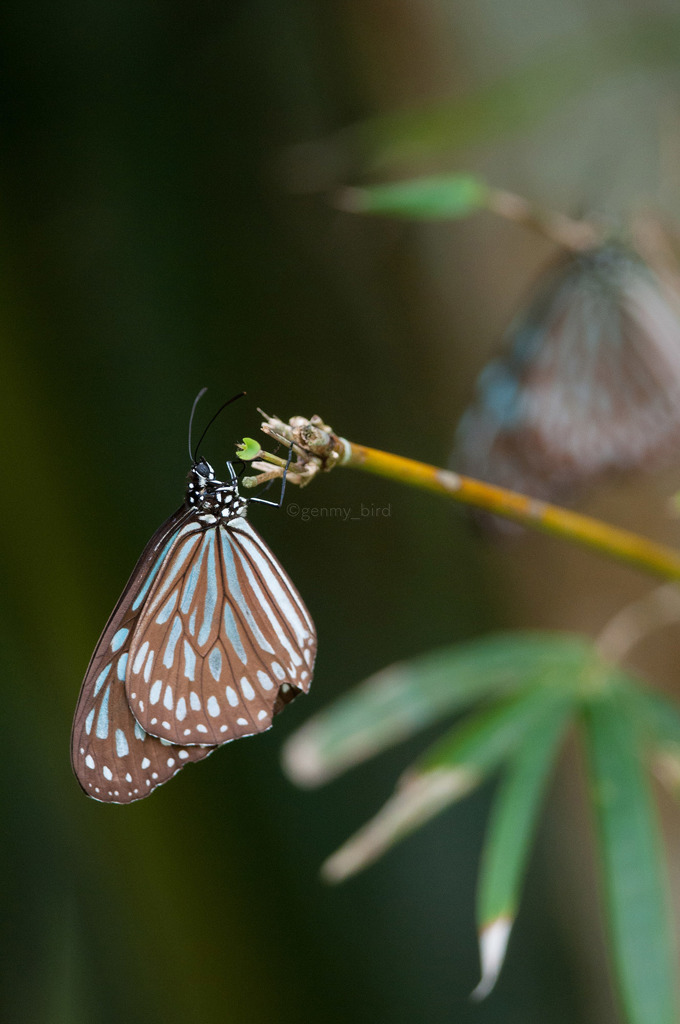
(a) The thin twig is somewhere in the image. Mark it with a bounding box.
[252,414,680,583]
[595,583,680,663]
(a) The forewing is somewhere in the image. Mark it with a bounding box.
[71,509,214,804]
[126,517,316,745]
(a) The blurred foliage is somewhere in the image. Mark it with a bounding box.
[285,632,680,1023]
[2,2,680,1024]
[337,174,489,219]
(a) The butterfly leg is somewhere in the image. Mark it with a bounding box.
[249,443,294,508]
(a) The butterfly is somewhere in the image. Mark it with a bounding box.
[71,396,316,803]
[453,243,680,512]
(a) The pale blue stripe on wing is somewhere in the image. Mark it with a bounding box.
[163,615,183,668]
[198,530,218,647]
[219,527,274,654]
[93,663,111,697]
[96,684,111,739]
[223,605,246,664]
[111,627,129,652]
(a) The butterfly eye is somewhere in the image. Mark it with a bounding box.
[192,458,214,481]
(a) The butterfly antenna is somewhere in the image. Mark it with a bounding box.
[188,388,209,461]
[192,390,246,463]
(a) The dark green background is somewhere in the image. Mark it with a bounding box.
[2,3,676,1022]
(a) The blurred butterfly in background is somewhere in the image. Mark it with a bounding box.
[71,391,316,804]
[453,243,680,516]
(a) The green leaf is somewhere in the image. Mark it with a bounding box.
[473,695,572,999]
[236,437,262,461]
[321,685,571,883]
[338,175,488,220]
[583,690,680,1024]
[618,682,680,797]
[619,682,680,748]
[417,682,570,774]
[282,631,590,787]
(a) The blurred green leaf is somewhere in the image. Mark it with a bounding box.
[417,681,571,773]
[337,175,488,220]
[338,19,680,171]
[283,631,590,787]
[583,689,680,1024]
[473,694,572,999]
[619,683,680,749]
[618,682,680,797]
[322,684,572,882]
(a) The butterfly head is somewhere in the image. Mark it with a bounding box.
[186,458,248,523]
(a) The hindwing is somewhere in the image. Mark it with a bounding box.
[71,509,214,804]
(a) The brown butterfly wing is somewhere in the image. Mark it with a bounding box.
[71,509,215,804]
[125,517,316,746]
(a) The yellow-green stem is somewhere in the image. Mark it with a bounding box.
[343,441,680,582]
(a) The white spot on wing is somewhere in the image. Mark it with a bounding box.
[132,640,150,675]
[149,679,162,705]
[226,686,239,707]
[183,640,196,681]
[207,696,220,717]
[190,691,201,711]
[176,697,187,721]
[163,685,174,710]
[257,671,273,691]
[143,648,155,683]
[141,757,151,770]
[85,754,95,770]
[115,729,129,757]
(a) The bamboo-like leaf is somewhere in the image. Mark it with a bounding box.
[618,684,680,792]
[283,632,589,787]
[337,175,488,220]
[321,685,566,883]
[583,690,680,1024]
[473,695,573,999]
